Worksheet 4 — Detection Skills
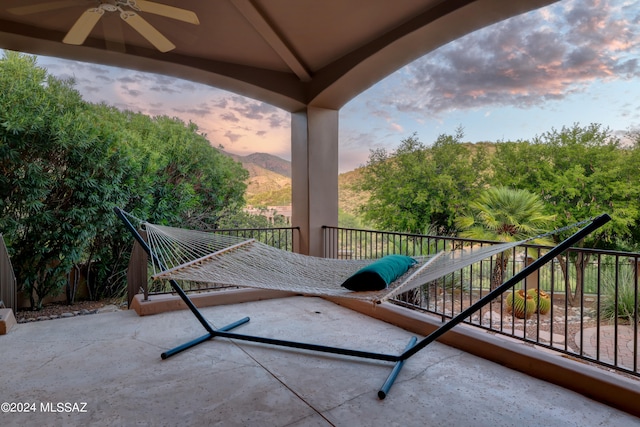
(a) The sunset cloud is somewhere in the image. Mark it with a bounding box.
[385,0,640,116]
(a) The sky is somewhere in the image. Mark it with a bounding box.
[22,0,640,173]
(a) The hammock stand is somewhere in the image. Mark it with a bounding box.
[115,207,610,399]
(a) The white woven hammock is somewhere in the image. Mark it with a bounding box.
[142,222,525,304]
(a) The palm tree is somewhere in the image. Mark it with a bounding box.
[455,187,555,290]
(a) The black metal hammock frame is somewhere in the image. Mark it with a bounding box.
[115,207,611,399]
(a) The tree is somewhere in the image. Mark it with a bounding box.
[456,187,555,290]
[492,123,640,303]
[77,106,249,300]
[493,124,639,246]
[358,129,489,234]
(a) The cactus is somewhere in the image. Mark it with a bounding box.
[527,289,552,315]
[504,291,513,315]
[505,289,536,319]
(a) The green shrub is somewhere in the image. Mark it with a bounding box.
[0,53,249,308]
[600,264,639,324]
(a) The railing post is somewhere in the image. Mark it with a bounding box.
[127,229,149,307]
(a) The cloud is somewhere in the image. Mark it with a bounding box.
[32,56,292,156]
[220,112,240,123]
[385,0,640,115]
[119,75,139,84]
[390,122,403,132]
[82,85,102,94]
[95,74,114,83]
[179,105,212,117]
[121,85,143,98]
[267,113,287,128]
[227,96,282,122]
[338,125,410,171]
[340,128,389,152]
[149,84,181,95]
[224,130,243,143]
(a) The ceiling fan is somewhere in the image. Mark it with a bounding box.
[8,0,200,52]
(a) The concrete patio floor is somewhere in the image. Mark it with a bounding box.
[1,296,639,427]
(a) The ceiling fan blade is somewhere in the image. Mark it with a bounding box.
[63,8,104,45]
[134,0,200,25]
[121,11,175,52]
[8,0,82,15]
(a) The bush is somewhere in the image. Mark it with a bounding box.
[600,264,639,324]
[0,52,249,308]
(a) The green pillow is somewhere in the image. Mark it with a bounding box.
[341,255,417,292]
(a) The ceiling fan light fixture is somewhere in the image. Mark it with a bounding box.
[101,4,120,13]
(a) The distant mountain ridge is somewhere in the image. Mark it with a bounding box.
[225,152,291,178]
[219,151,292,203]
[220,150,366,211]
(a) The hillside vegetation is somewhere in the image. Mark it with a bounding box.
[239,126,640,255]
[338,168,369,218]
[238,141,495,216]
[224,152,292,205]
[235,153,369,217]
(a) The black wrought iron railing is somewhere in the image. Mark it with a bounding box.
[323,226,640,379]
[209,226,299,252]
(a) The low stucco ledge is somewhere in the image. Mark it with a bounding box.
[0,308,17,335]
[130,288,296,316]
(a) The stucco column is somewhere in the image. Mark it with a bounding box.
[291,107,339,256]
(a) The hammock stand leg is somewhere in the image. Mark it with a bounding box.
[115,208,610,399]
[378,336,417,399]
[161,317,250,360]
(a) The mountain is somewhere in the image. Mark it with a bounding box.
[219,151,292,203]
[245,168,292,205]
[226,152,292,178]
[220,150,368,212]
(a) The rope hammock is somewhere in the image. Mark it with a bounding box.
[115,208,610,399]
[133,215,593,304]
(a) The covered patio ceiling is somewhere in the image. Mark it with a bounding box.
[0,0,557,112]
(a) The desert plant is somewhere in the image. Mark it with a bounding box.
[456,187,555,290]
[0,53,249,307]
[527,288,552,315]
[505,289,536,319]
[600,264,639,324]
